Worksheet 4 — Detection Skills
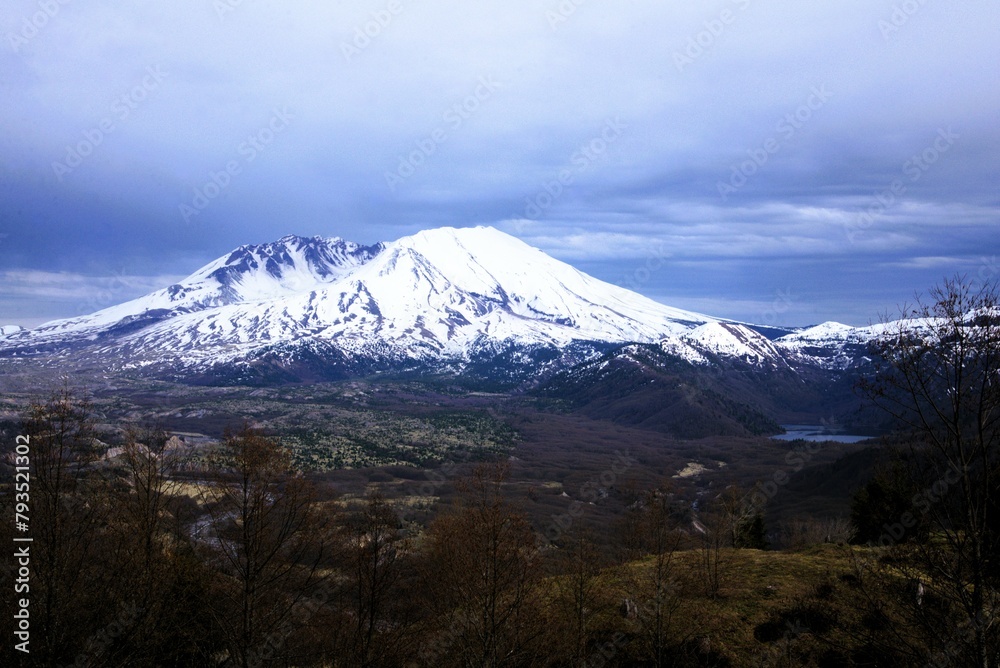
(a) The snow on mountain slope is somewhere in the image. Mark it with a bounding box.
[772,313,982,370]
[344,226,717,345]
[390,227,713,329]
[9,235,384,345]
[96,227,728,366]
[783,321,856,341]
[2,227,752,372]
[5,225,924,381]
[774,321,883,370]
[5,226,900,378]
[0,325,23,338]
[683,323,788,367]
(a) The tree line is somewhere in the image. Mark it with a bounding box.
[0,276,996,667]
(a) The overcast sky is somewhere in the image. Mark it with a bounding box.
[1,0,998,328]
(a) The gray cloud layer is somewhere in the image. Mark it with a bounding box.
[1,0,998,327]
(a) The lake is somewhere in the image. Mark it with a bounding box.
[772,424,872,444]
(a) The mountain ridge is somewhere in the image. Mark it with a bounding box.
[0,226,874,382]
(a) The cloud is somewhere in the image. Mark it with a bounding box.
[0,270,183,328]
[0,0,997,326]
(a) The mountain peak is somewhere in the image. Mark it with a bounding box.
[780,321,855,341]
[0,226,875,379]
[394,225,524,252]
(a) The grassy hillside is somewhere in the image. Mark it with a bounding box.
[547,543,923,667]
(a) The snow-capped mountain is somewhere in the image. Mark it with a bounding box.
[681,322,791,368]
[775,321,888,370]
[0,226,877,381]
[13,235,384,343]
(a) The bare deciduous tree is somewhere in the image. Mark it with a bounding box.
[858,276,1000,667]
[23,387,109,665]
[420,462,543,668]
[202,424,333,668]
[345,490,407,668]
[697,500,729,600]
[550,528,605,665]
[618,485,684,667]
